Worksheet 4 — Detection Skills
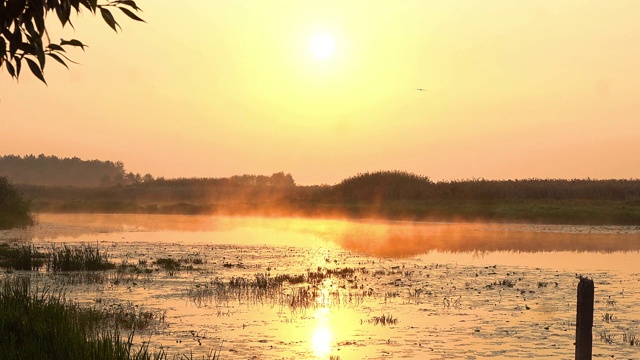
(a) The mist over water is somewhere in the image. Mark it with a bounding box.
[11,213,640,273]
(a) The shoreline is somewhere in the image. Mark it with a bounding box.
[26,198,640,226]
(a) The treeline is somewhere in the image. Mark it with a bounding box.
[18,171,297,210]
[324,171,640,202]
[0,154,152,187]
[6,168,640,225]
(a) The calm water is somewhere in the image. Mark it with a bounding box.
[2,214,640,359]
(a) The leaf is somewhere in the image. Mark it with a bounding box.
[10,0,27,18]
[100,8,120,32]
[119,7,145,22]
[24,19,38,38]
[5,61,16,78]
[34,16,46,34]
[89,0,98,12]
[14,57,22,77]
[56,52,80,65]
[26,58,46,84]
[47,44,66,52]
[55,5,69,27]
[60,38,88,50]
[70,0,81,12]
[32,36,46,69]
[118,0,140,11]
[47,53,68,69]
[9,25,22,57]
[18,41,35,53]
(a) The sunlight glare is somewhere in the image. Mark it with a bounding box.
[310,33,335,59]
[311,326,332,356]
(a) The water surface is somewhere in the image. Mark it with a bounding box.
[2,214,639,359]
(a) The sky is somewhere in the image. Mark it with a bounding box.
[1,1,640,185]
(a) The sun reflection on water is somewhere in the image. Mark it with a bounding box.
[311,326,332,357]
[311,308,333,357]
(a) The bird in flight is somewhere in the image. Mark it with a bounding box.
[415,88,428,92]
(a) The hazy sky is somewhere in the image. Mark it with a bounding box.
[1,1,640,185]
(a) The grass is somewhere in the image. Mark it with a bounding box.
[0,244,46,270]
[0,276,159,360]
[155,258,181,270]
[0,242,129,274]
[367,313,398,326]
[188,268,371,310]
[623,331,638,346]
[48,243,116,271]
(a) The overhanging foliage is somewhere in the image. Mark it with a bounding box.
[0,0,143,84]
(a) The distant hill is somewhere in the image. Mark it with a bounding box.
[0,154,128,187]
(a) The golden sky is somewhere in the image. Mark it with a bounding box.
[1,1,639,185]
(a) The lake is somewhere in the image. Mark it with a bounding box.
[1,213,640,359]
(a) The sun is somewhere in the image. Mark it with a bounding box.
[309,33,335,59]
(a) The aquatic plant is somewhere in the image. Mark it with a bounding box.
[0,244,46,270]
[188,268,370,312]
[368,313,398,326]
[155,258,181,270]
[155,258,181,276]
[48,243,115,271]
[0,276,158,360]
[599,330,615,344]
[622,331,638,346]
[602,312,615,323]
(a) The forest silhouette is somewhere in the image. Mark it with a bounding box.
[2,155,640,225]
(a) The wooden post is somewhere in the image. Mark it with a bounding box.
[575,277,594,360]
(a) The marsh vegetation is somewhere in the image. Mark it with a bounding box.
[1,215,640,358]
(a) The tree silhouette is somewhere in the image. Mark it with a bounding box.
[0,176,34,229]
[1,0,143,84]
[0,154,128,186]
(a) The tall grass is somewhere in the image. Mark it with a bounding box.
[48,243,116,271]
[0,244,46,270]
[0,276,157,360]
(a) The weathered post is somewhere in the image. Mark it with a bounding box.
[575,276,594,360]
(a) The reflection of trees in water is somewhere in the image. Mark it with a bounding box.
[336,224,640,258]
[26,215,640,258]
[471,250,492,260]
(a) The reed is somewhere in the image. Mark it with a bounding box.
[47,243,115,272]
[0,276,158,360]
[0,244,46,270]
[368,313,398,326]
